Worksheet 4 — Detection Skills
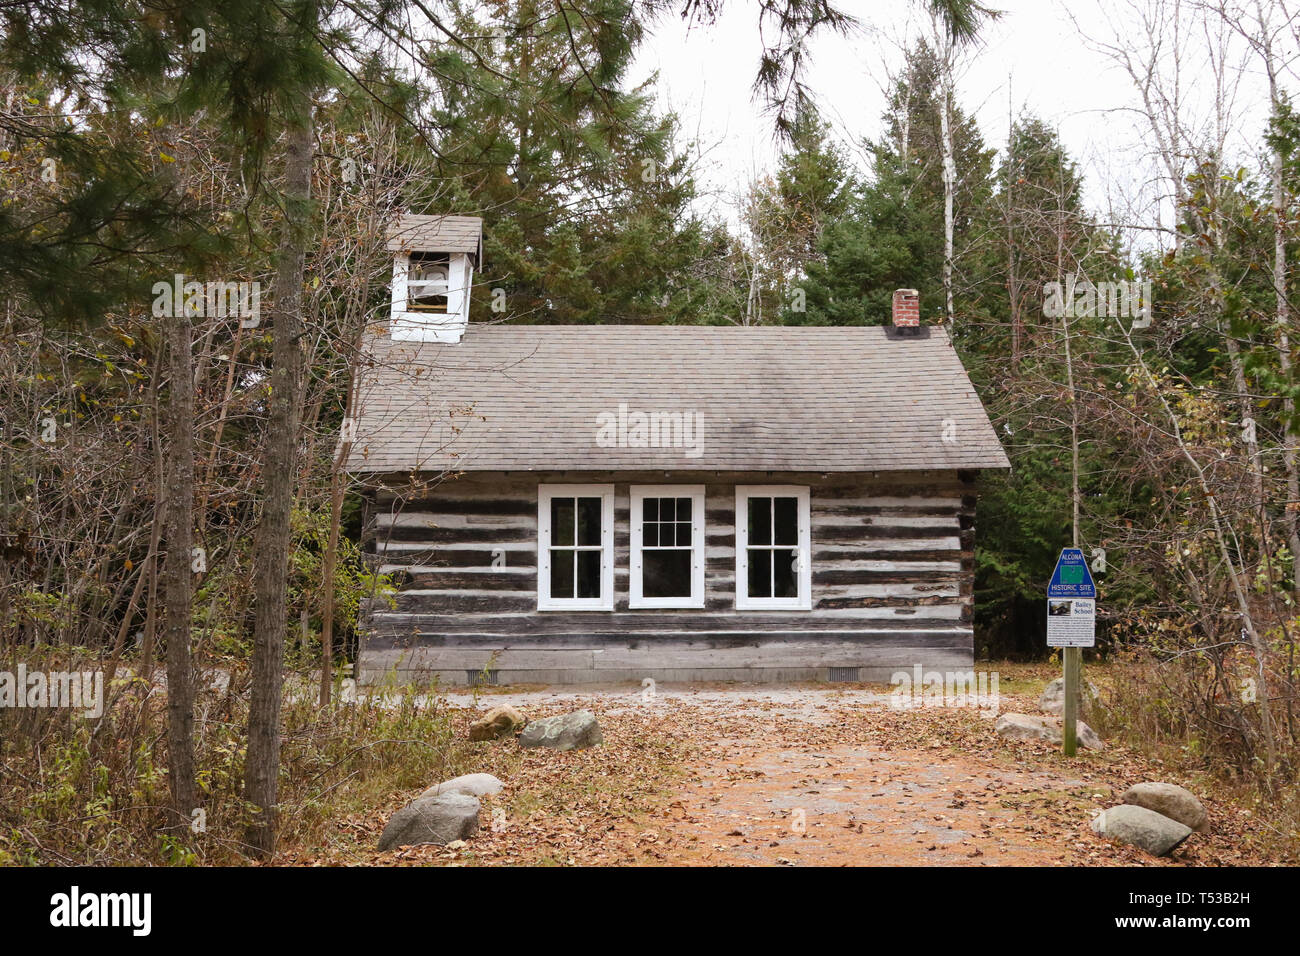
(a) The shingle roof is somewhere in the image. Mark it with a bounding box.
[345,324,1010,474]
[385,214,483,259]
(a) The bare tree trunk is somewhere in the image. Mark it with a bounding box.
[244,109,313,859]
[317,452,346,708]
[1005,90,1021,371]
[319,322,368,706]
[939,55,956,328]
[161,304,198,823]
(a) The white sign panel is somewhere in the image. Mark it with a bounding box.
[1046,597,1095,648]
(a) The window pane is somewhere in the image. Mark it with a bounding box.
[550,549,574,599]
[643,522,659,547]
[551,498,575,546]
[660,497,675,521]
[643,550,692,598]
[643,498,658,522]
[774,497,798,546]
[747,547,772,598]
[676,521,692,547]
[774,547,799,598]
[748,497,771,545]
[676,497,692,521]
[576,550,601,598]
[657,522,674,547]
[576,497,602,546]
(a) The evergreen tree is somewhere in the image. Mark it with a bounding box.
[420,0,722,324]
[796,42,994,327]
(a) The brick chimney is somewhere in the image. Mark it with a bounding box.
[892,288,920,328]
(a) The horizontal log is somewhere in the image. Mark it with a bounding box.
[371,524,537,544]
[364,606,965,635]
[813,569,963,586]
[360,643,976,674]
[810,514,959,529]
[374,497,535,515]
[364,628,973,651]
[372,546,538,569]
[372,511,534,529]
[814,526,960,543]
[400,569,538,590]
[386,591,537,614]
[813,548,967,563]
[815,594,962,610]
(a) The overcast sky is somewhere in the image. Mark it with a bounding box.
[629,0,1292,244]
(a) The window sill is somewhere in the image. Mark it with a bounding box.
[735,600,813,611]
[537,602,615,612]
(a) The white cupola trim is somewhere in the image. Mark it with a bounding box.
[385,214,483,343]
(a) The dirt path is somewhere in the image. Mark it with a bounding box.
[653,739,1083,865]
[581,686,1098,866]
[361,679,1269,867]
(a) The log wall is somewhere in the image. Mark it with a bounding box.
[357,470,979,684]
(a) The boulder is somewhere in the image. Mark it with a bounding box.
[377,793,480,851]
[994,712,1103,750]
[1091,804,1193,856]
[419,772,504,800]
[1075,720,1105,751]
[1039,677,1100,716]
[1122,782,1208,832]
[469,705,526,741]
[996,712,1062,744]
[519,710,603,751]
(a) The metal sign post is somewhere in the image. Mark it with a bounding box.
[1046,548,1097,757]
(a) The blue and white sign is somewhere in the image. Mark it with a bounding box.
[1048,548,1097,598]
[1047,548,1097,647]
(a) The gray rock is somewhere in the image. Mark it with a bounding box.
[1122,782,1208,832]
[419,772,504,800]
[994,712,1103,750]
[1091,804,1193,856]
[996,712,1062,744]
[1039,676,1100,716]
[377,793,480,851]
[1075,720,1105,751]
[519,710,603,751]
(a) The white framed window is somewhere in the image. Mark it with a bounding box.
[538,484,615,610]
[540,486,616,613]
[735,485,811,610]
[630,485,706,609]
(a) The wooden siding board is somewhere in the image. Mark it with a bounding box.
[363,629,972,651]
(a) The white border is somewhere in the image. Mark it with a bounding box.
[734,485,812,610]
[537,483,615,610]
[629,485,706,609]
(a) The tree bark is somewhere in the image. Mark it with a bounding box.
[243,109,313,858]
[161,303,198,823]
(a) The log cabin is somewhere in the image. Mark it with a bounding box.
[347,214,1010,685]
